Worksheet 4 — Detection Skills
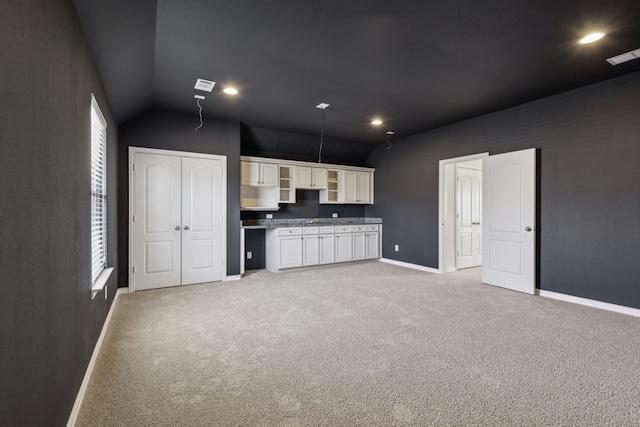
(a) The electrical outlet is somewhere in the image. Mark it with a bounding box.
[332,213,338,218]
[395,245,399,252]
[265,213,273,219]
[247,251,253,260]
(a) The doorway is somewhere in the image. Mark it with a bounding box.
[439,153,488,274]
[129,147,227,292]
[438,149,537,295]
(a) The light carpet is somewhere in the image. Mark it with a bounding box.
[76,262,640,426]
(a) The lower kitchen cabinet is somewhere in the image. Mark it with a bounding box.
[266,224,381,272]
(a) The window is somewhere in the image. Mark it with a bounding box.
[91,95,108,286]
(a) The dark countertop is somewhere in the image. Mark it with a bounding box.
[241,217,382,229]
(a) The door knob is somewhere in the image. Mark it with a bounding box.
[525,226,532,232]
[184,225,190,230]
[175,226,180,230]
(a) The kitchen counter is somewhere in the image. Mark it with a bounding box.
[241,217,382,229]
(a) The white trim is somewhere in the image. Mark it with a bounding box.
[128,147,228,292]
[225,274,241,281]
[538,290,640,318]
[67,288,128,427]
[379,258,440,274]
[90,267,114,299]
[438,152,489,274]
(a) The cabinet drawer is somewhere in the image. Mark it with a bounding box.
[303,227,319,234]
[352,225,366,232]
[278,227,302,236]
[365,225,379,231]
[319,226,334,234]
[334,226,352,233]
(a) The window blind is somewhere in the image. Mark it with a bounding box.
[91,95,107,284]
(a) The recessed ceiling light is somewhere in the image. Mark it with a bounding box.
[579,32,605,44]
[223,87,239,95]
[371,119,383,126]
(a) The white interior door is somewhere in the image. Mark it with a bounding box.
[482,148,536,294]
[456,167,482,269]
[134,153,182,291]
[181,157,224,285]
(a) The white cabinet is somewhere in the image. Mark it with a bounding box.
[240,161,279,210]
[296,166,327,189]
[334,226,353,263]
[352,226,366,260]
[278,165,296,203]
[318,228,335,264]
[266,228,303,270]
[365,225,380,259]
[241,161,278,186]
[319,169,343,203]
[344,171,372,204]
[353,225,379,260]
[266,224,379,272]
[241,156,374,207]
[302,228,320,266]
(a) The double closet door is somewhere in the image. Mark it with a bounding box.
[131,150,225,291]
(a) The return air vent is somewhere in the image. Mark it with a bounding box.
[606,48,640,66]
[194,79,216,92]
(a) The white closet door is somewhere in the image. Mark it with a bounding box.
[134,153,182,291]
[181,157,224,285]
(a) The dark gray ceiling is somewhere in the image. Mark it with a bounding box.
[75,0,640,144]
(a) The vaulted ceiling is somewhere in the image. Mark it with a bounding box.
[75,0,640,144]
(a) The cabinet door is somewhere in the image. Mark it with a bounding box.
[335,233,353,263]
[352,232,366,260]
[303,235,319,266]
[296,166,312,188]
[344,170,357,203]
[365,232,380,259]
[241,161,260,186]
[312,167,327,189]
[260,163,278,186]
[357,172,371,203]
[278,236,303,269]
[318,234,335,264]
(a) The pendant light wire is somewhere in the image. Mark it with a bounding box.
[319,107,325,163]
[195,99,204,132]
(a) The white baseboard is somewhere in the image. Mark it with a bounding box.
[538,289,640,318]
[379,258,441,274]
[225,274,241,281]
[67,287,128,427]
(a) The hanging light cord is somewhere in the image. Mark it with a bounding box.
[195,99,204,132]
[318,107,325,163]
[386,134,392,150]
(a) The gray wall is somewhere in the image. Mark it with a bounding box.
[242,124,374,166]
[117,109,241,285]
[0,0,118,425]
[366,71,640,309]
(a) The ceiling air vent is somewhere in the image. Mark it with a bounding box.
[194,79,216,92]
[606,48,640,66]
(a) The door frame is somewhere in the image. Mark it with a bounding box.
[438,152,489,274]
[128,147,228,292]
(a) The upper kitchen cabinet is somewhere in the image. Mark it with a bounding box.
[344,170,373,204]
[241,160,278,186]
[240,156,374,208]
[296,166,327,189]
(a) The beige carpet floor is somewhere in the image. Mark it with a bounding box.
[76,262,640,426]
